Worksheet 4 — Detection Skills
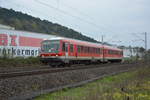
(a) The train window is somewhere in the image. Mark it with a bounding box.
[101,48,102,54]
[93,48,95,53]
[77,46,81,53]
[86,47,88,53]
[83,46,85,53]
[108,50,111,54]
[93,48,95,54]
[93,48,96,54]
[115,51,117,54]
[99,48,102,54]
[112,50,114,54]
[84,47,86,53]
[92,48,94,53]
[96,48,98,54]
[121,51,123,55]
[116,51,118,55]
[42,40,60,53]
[62,42,65,51]
[115,51,117,55]
[119,51,122,55]
[103,49,105,54]
[111,50,113,54]
[85,47,87,53]
[65,43,68,52]
[70,44,73,52]
[104,49,107,54]
[94,48,96,54]
[102,48,104,54]
[88,47,90,53]
[98,48,100,54]
[81,46,84,53]
[90,47,93,53]
[112,50,115,54]
[119,51,121,55]
[89,47,90,53]
[97,48,99,54]
[117,51,119,55]
[84,46,86,53]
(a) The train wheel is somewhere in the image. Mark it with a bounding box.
[64,63,71,67]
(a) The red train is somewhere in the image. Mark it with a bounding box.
[40,37,123,66]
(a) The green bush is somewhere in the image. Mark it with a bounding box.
[0,57,42,67]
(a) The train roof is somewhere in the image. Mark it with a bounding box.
[45,37,122,51]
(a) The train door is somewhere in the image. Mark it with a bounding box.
[103,49,108,62]
[102,48,105,62]
[69,44,74,57]
[65,43,69,59]
[74,45,78,58]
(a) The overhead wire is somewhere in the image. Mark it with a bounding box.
[1,0,124,44]
[58,1,116,33]
[1,0,97,39]
[34,0,126,44]
[34,0,117,34]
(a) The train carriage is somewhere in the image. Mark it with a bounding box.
[40,37,123,66]
[103,45,123,62]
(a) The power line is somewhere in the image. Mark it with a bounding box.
[35,0,123,43]
[145,32,147,50]
[2,0,124,44]
[34,0,116,34]
[1,0,105,40]
[131,33,144,41]
[59,1,115,33]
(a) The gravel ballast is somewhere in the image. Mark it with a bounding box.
[0,63,141,100]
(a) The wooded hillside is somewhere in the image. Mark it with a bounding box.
[0,7,97,43]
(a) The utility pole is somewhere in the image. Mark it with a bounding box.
[132,32,148,63]
[144,32,147,62]
[102,35,103,44]
[144,32,147,52]
[102,35,104,62]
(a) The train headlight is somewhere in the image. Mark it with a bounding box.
[56,55,58,56]
[41,55,45,58]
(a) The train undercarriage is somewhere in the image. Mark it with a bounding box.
[40,57,122,67]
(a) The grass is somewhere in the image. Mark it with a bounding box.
[0,57,42,67]
[35,66,150,100]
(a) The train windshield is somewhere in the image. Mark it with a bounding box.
[42,40,60,53]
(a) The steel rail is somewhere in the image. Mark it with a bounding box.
[0,63,133,79]
[9,63,141,100]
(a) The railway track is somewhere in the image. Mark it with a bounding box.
[0,63,135,79]
[0,62,144,100]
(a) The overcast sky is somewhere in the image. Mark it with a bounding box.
[0,0,149,49]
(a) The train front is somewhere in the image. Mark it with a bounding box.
[40,39,63,66]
